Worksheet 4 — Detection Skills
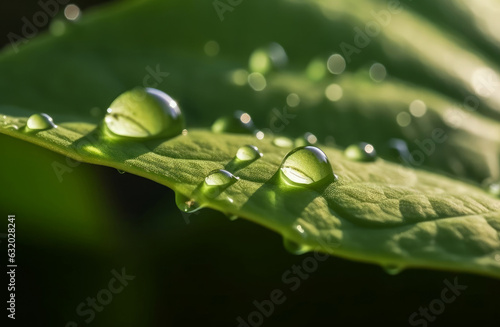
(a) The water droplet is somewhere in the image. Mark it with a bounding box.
[396,112,411,127]
[211,111,255,134]
[486,181,500,197]
[104,88,184,139]
[283,238,310,255]
[280,146,335,186]
[369,63,387,82]
[230,69,248,86]
[273,136,294,148]
[248,72,267,91]
[409,99,427,117]
[117,169,126,174]
[204,40,220,56]
[249,48,271,74]
[64,4,81,21]
[325,84,343,102]
[383,264,404,275]
[236,145,262,161]
[4,125,19,131]
[386,138,411,162]
[286,93,300,107]
[26,113,56,131]
[306,57,326,81]
[327,54,346,75]
[344,142,377,162]
[203,169,239,198]
[175,192,203,213]
[255,131,265,140]
[295,132,318,147]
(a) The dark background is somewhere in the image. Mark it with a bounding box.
[1,1,500,326]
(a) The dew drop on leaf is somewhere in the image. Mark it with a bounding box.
[203,169,239,199]
[211,111,255,134]
[26,113,57,131]
[344,142,377,161]
[280,146,335,186]
[382,264,404,275]
[104,87,184,139]
[175,192,202,213]
[273,136,294,148]
[236,144,262,161]
[283,238,310,255]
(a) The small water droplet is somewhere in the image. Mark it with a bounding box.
[117,169,126,174]
[255,131,265,140]
[236,145,262,161]
[280,146,335,186]
[273,137,294,148]
[369,62,387,82]
[409,99,427,117]
[248,72,267,91]
[344,142,377,162]
[26,113,56,131]
[4,124,19,131]
[486,181,500,197]
[203,169,239,198]
[175,192,202,213]
[104,87,184,139]
[249,48,271,74]
[383,264,404,275]
[283,238,310,255]
[204,40,220,56]
[386,138,411,162]
[327,54,346,75]
[325,83,343,102]
[286,93,300,107]
[211,111,255,134]
[306,57,327,81]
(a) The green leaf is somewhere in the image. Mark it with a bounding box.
[1,0,500,279]
[2,120,500,278]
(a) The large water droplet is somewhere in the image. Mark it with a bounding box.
[175,192,202,213]
[236,145,262,161]
[104,87,184,139]
[382,264,404,275]
[26,113,56,131]
[211,111,255,134]
[203,169,239,198]
[344,142,377,161]
[280,146,335,186]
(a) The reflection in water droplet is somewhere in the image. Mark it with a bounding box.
[175,192,202,213]
[248,72,267,91]
[383,264,404,275]
[104,88,184,139]
[396,112,411,127]
[280,146,335,186]
[203,169,239,199]
[27,113,56,131]
[369,63,387,82]
[236,145,262,161]
[327,54,346,75]
[273,137,294,148]
[212,111,255,134]
[204,40,220,56]
[325,84,343,102]
[344,142,377,162]
[409,100,427,117]
[286,93,301,107]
